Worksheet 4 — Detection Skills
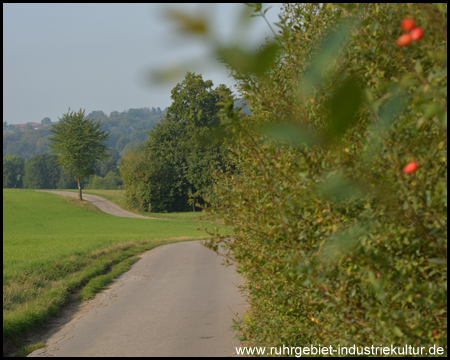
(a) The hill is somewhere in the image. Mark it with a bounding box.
[3,107,168,161]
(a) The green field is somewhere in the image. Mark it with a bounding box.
[3,189,217,353]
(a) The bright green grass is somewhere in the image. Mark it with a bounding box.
[3,189,212,352]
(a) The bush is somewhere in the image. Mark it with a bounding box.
[206,3,447,350]
[85,171,122,190]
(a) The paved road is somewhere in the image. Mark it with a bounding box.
[37,190,153,218]
[28,192,246,356]
[28,241,247,357]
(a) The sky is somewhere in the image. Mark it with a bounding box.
[3,3,283,125]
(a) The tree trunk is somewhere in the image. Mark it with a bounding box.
[78,177,82,200]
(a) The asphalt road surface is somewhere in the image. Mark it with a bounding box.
[36,190,151,218]
[28,192,247,357]
[28,241,247,357]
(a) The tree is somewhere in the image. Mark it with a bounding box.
[90,148,120,177]
[40,117,51,126]
[23,153,60,189]
[3,155,25,188]
[142,72,230,212]
[120,148,173,212]
[48,108,110,200]
[56,168,78,189]
[86,171,122,190]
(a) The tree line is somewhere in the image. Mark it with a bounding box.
[3,106,168,161]
[3,151,121,191]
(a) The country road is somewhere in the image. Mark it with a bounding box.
[26,191,247,356]
[28,240,247,357]
[36,190,153,218]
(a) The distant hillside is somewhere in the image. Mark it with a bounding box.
[3,107,167,161]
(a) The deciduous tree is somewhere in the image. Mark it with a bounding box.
[143,72,230,212]
[23,153,60,189]
[48,108,110,199]
[3,155,25,188]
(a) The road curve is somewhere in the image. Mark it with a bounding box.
[28,241,247,357]
[36,190,153,218]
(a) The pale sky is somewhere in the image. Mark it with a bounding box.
[3,3,283,124]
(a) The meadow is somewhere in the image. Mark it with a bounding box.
[3,189,216,353]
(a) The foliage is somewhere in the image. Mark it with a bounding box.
[85,171,123,190]
[48,108,110,199]
[119,148,169,212]
[122,72,231,212]
[23,153,60,189]
[177,2,447,350]
[3,155,25,188]
[84,148,123,190]
[3,127,51,161]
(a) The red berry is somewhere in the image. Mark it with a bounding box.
[404,161,419,174]
[401,18,416,32]
[411,27,424,41]
[396,33,413,47]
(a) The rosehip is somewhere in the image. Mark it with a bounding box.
[404,161,419,174]
[396,33,413,47]
[401,18,416,32]
[411,27,424,41]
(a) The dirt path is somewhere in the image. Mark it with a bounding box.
[27,241,247,357]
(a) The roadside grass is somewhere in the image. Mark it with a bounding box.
[17,342,46,357]
[3,189,211,355]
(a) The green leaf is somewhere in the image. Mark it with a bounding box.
[301,19,357,96]
[318,175,363,202]
[325,75,362,139]
[377,87,407,129]
[393,326,404,337]
[217,41,280,76]
[319,223,368,265]
[427,258,447,265]
[260,123,320,146]
[414,60,423,76]
[164,8,208,35]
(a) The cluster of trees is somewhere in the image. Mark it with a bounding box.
[3,150,122,191]
[4,82,232,205]
[181,2,445,350]
[3,107,168,161]
[4,82,232,206]
[120,72,231,212]
[3,108,123,193]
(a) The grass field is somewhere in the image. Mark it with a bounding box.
[3,189,219,354]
